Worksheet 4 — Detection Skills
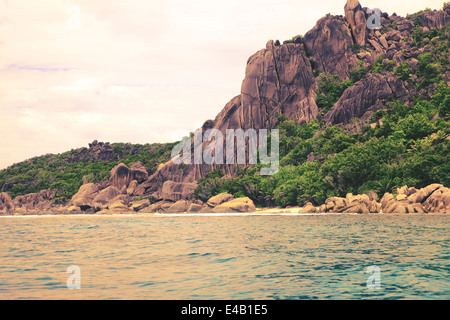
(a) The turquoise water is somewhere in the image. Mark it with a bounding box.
[0,214,448,300]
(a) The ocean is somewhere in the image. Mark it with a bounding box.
[0,214,448,300]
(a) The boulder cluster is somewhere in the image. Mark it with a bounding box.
[299,184,450,214]
[68,182,256,215]
[0,189,59,215]
[0,161,258,215]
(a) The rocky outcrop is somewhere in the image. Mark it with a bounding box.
[166,200,191,213]
[380,192,426,214]
[325,72,414,125]
[344,0,367,46]
[142,196,256,214]
[0,193,14,214]
[92,186,122,210]
[315,193,380,214]
[11,189,58,212]
[304,14,358,78]
[303,183,449,214]
[417,7,450,30]
[69,183,99,211]
[160,181,198,202]
[423,186,450,213]
[104,1,448,196]
[298,202,317,214]
[238,42,318,129]
[210,197,256,213]
[130,199,151,212]
[206,193,235,208]
[109,162,149,190]
[88,140,115,162]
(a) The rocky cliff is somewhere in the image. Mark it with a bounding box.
[136,0,449,200]
[1,0,449,215]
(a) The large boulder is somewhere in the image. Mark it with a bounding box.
[0,193,14,214]
[423,186,450,213]
[343,203,370,214]
[397,185,418,197]
[304,13,357,78]
[408,184,443,204]
[206,193,235,208]
[109,162,149,190]
[130,199,151,212]
[344,0,367,46]
[325,197,347,212]
[166,200,191,213]
[126,180,139,195]
[211,197,256,213]
[108,200,132,214]
[187,203,204,213]
[69,183,99,211]
[160,181,197,202]
[298,202,318,214]
[146,201,174,213]
[92,186,122,210]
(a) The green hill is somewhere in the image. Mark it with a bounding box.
[0,141,178,203]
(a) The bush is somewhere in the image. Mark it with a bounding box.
[350,60,369,82]
[395,61,413,81]
[316,74,354,113]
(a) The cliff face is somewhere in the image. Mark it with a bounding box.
[134,0,449,200]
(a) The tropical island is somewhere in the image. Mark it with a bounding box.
[1,0,449,215]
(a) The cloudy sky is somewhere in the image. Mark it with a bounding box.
[0,0,444,169]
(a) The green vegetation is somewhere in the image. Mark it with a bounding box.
[0,142,178,203]
[195,82,450,207]
[408,25,449,89]
[394,61,413,81]
[315,74,354,113]
[406,8,431,23]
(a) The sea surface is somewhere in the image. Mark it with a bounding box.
[0,213,448,300]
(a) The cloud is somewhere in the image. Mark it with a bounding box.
[0,0,445,169]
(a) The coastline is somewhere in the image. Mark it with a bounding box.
[0,207,447,218]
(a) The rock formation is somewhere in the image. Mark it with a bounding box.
[345,0,367,46]
[303,184,450,214]
[325,72,414,125]
[109,162,149,190]
[132,0,449,197]
[0,193,14,214]
[1,1,449,215]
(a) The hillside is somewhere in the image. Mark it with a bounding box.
[0,0,449,214]
[0,141,178,203]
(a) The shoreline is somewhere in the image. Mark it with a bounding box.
[0,208,447,218]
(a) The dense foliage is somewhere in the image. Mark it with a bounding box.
[195,86,449,207]
[0,142,177,203]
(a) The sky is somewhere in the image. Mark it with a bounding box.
[0,0,445,169]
